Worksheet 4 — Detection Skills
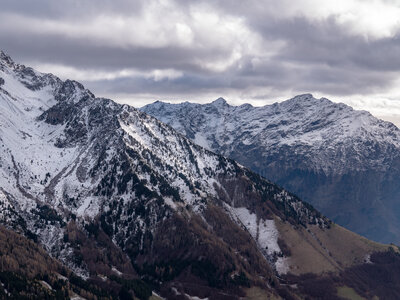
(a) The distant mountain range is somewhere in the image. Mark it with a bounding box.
[1,50,400,299]
[142,95,400,244]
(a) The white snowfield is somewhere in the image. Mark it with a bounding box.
[225,204,289,274]
[0,63,66,210]
[226,206,280,255]
[0,53,220,219]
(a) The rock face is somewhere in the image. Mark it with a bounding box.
[0,51,398,299]
[142,95,400,244]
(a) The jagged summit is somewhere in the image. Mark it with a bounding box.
[144,95,395,176]
[239,102,253,109]
[211,97,228,106]
[0,49,15,68]
[143,93,400,172]
[148,94,345,115]
[0,49,11,60]
[288,93,314,101]
[295,93,313,98]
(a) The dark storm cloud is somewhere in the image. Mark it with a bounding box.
[0,31,221,73]
[1,0,400,104]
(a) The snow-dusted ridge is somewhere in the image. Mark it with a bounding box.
[141,94,400,243]
[142,94,400,175]
[0,51,328,278]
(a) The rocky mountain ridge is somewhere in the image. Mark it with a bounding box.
[143,95,400,174]
[142,95,400,243]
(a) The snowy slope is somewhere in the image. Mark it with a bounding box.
[142,96,400,243]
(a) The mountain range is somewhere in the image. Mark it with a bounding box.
[1,50,400,299]
[142,95,400,244]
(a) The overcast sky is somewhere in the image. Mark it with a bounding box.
[2,0,400,124]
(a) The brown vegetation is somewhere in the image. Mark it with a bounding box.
[282,250,400,300]
[0,225,62,278]
[131,207,283,299]
[275,220,389,275]
[65,220,136,278]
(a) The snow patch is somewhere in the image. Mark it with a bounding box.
[70,294,86,300]
[76,196,100,219]
[164,197,177,209]
[185,294,209,300]
[258,218,280,255]
[111,266,123,276]
[40,280,53,291]
[276,257,290,275]
[224,204,290,274]
[152,291,166,300]
[194,133,210,150]
[227,206,280,255]
[364,254,372,264]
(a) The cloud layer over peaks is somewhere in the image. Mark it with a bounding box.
[2,0,400,123]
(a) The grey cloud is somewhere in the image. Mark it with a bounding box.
[88,73,233,96]
[261,17,400,72]
[1,0,400,103]
[232,15,400,94]
[0,31,227,74]
[0,0,144,19]
[85,55,392,99]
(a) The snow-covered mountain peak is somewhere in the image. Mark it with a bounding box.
[142,95,400,175]
[0,50,14,67]
[278,93,337,111]
[288,93,314,102]
[239,102,253,109]
[211,97,228,106]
